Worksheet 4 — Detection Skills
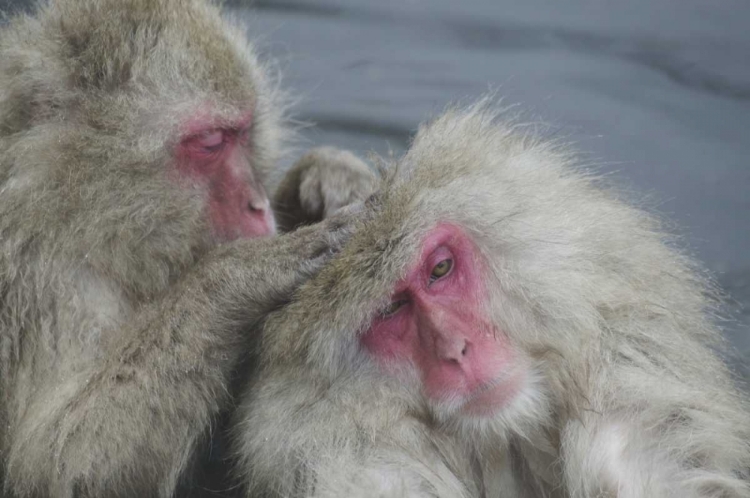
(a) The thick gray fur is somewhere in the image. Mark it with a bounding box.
[0,0,371,496]
[234,101,750,497]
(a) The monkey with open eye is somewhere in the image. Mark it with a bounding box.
[233,102,750,498]
[0,0,374,496]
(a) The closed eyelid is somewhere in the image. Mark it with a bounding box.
[182,129,226,154]
[196,130,223,146]
[380,298,409,318]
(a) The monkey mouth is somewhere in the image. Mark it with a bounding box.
[460,373,522,417]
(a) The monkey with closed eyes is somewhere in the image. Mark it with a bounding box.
[0,0,374,496]
[233,102,750,498]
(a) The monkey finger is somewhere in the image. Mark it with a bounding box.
[279,222,349,262]
[309,170,376,220]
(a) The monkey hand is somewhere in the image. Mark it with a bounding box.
[274,146,377,232]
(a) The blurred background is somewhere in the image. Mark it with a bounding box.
[3,0,749,369]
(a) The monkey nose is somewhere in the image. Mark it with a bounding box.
[242,197,276,236]
[435,336,469,365]
[248,198,270,213]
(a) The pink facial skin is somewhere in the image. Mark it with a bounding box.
[362,224,522,417]
[175,113,275,240]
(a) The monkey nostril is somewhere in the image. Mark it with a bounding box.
[248,199,267,213]
[437,339,469,364]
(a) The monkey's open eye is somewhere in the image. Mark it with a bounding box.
[429,259,453,283]
[380,299,408,318]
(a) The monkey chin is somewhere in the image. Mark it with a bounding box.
[462,378,522,417]
[430,367,527,422]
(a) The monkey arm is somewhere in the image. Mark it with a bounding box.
[3,223,346,498]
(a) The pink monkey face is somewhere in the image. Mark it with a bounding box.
[361,224,523,417]
[176,113,275,241]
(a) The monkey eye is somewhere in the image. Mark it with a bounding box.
[429,259,453,283]
[380,299,408,318]
[186,129,225,154]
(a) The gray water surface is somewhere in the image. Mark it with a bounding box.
[234,0,750,362]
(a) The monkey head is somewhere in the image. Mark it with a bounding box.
[0,0,282,255]
[255,102,590,442]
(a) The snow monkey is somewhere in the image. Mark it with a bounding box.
[234,103,750,498]
[0,0,374,496]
